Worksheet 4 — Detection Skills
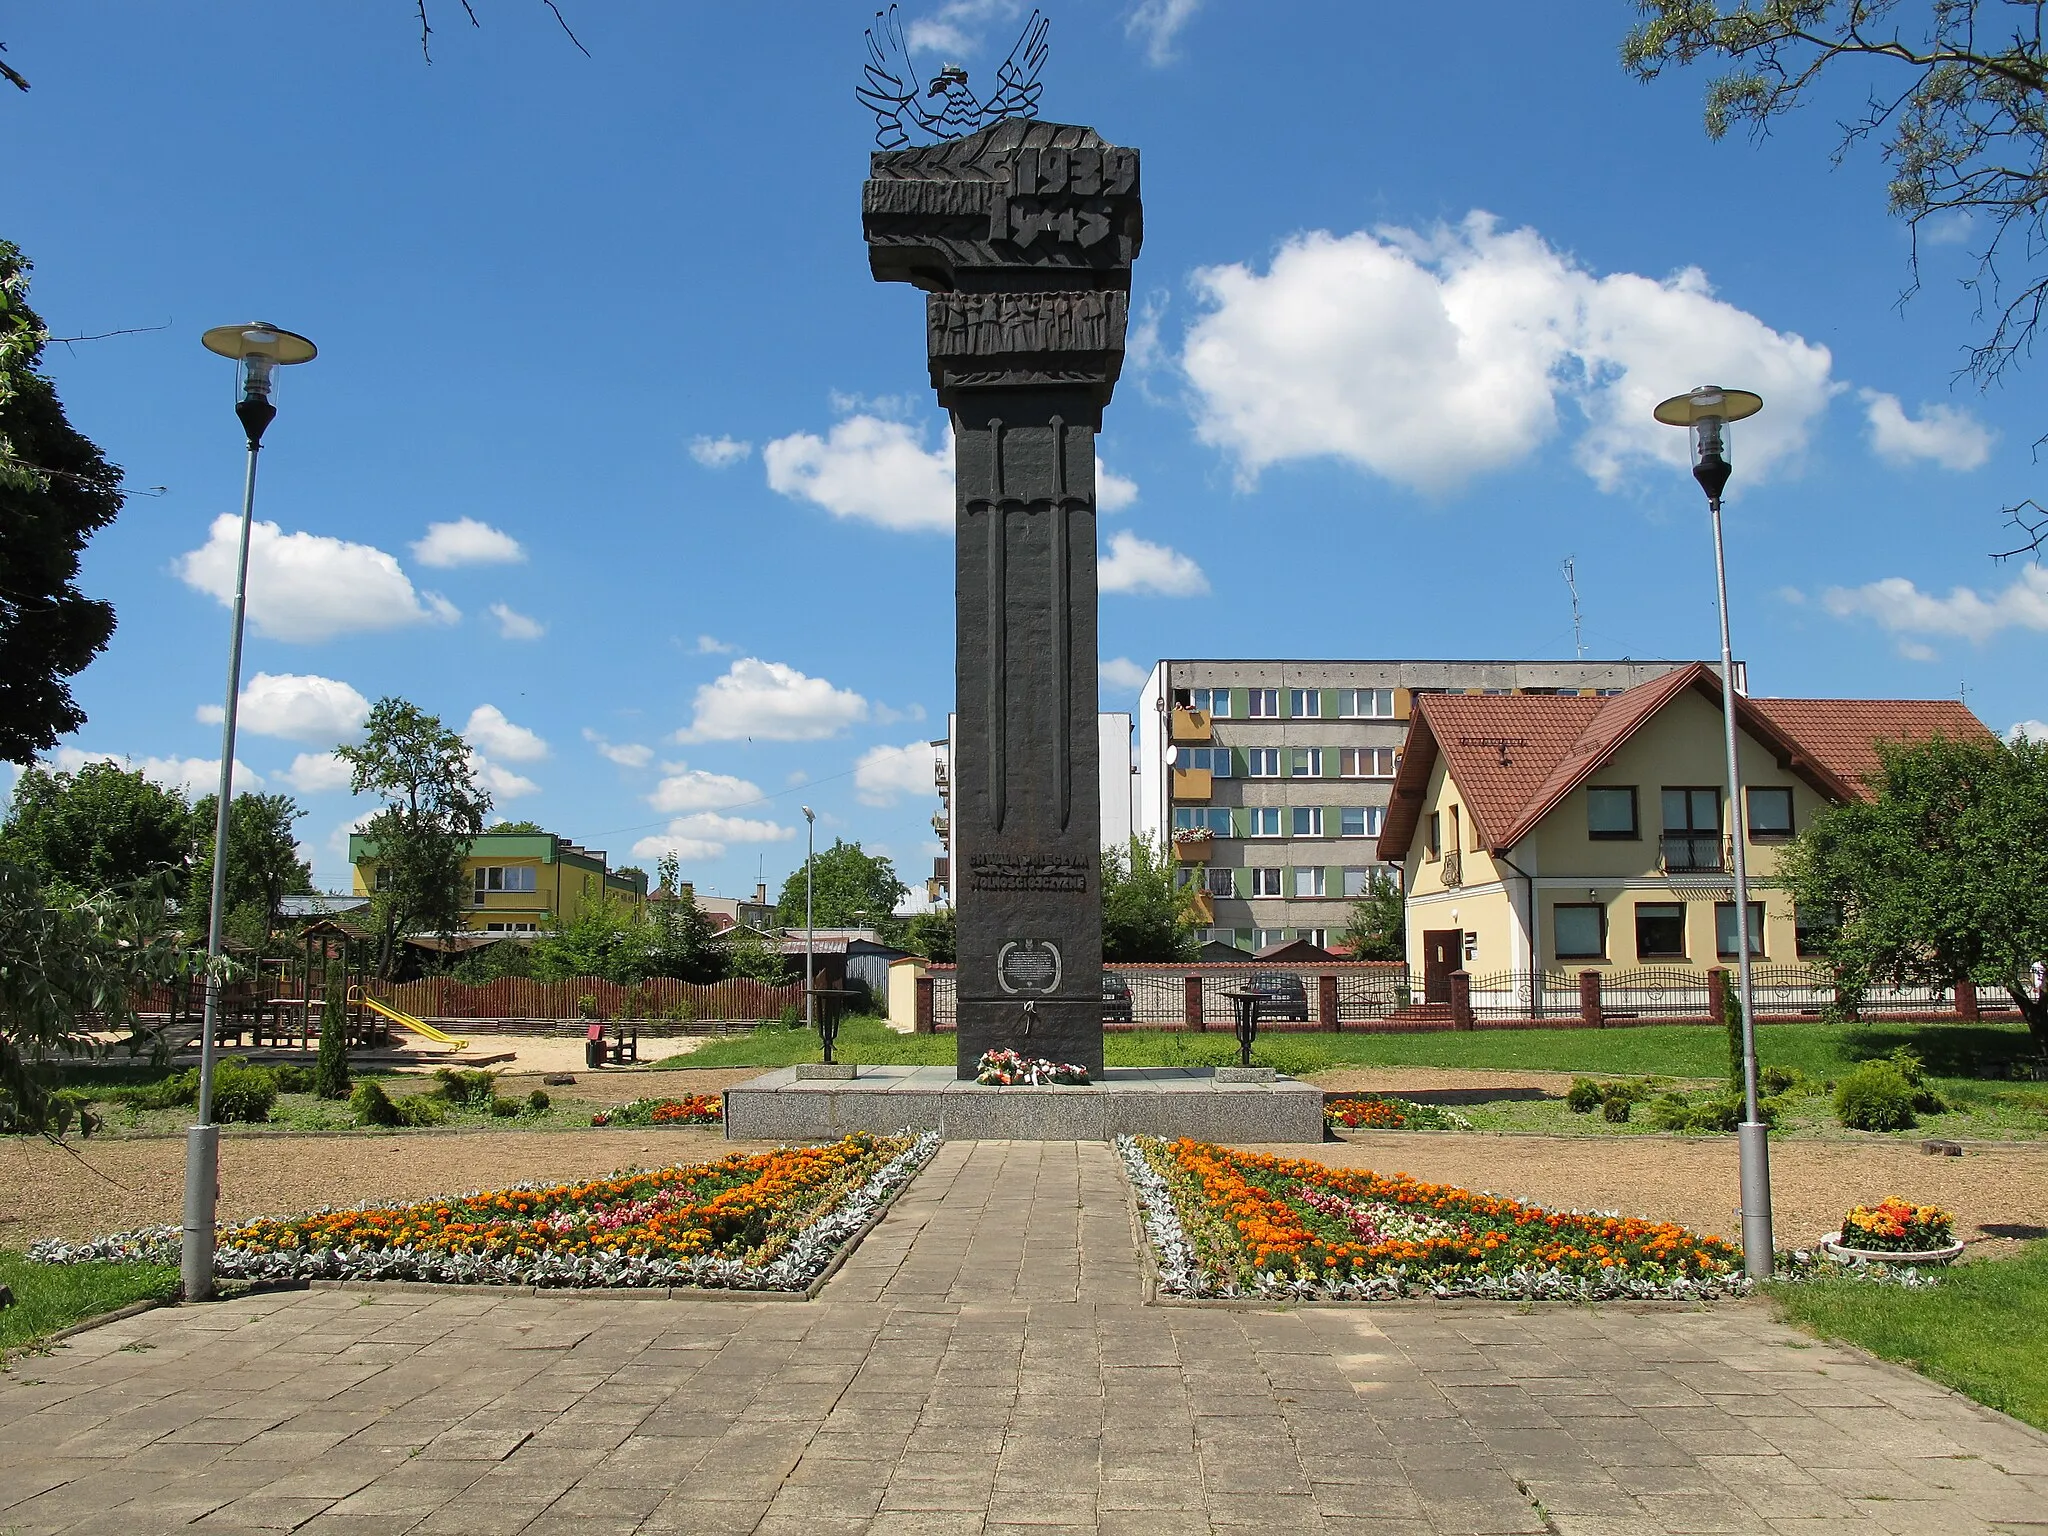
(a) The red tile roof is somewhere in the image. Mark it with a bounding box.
[1376,665,1994,861]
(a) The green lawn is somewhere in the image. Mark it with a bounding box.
[1770,1241,2048,1430]
[0,1250,178,1358]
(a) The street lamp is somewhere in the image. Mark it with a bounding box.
[801,807,816,1036]
[1653,383,1773,1280]
[185,323,317,1304]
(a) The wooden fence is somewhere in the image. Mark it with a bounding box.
[375,975,803,1023]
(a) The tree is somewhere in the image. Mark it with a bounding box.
[647,852,722,982]
[490,819,549,834]
[776,839,910,938]
[1102,835,1197,963]
[1780,731,2048,1054]
[185,792,313,951]
[0,242,122,764]
[0,760,191,897]
[530,883,651,984]
[336,698,491,977]
[1623,2,2048,549]
[1337,871,1405,962]
[314,963,350,1101]
[724,924,792,984]
[904,905,957,963]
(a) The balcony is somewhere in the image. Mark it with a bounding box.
[1170,766,1213,801]
[931,811,949,839]
[1170,707,1213,745]
[1188,889,1216,925]
[1439,849,1463,889]
[1660,833,1726,873]
[1172,832,1214,864]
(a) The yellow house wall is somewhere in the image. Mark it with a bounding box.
[1400,751,1516,974]
[354,856,646,932]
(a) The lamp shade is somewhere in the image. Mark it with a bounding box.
[201,323,317,364]
[1653,386,1762,427]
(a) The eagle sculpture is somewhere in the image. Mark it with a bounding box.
[857,5,1048,150]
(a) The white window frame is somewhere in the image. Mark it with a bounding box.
[1289,688,1321,719]
[1292,866,1325,898]
[1246,748,1281,778]
[1174,746,1232,776]
[1289,746,1322,778]
[1174,807,1233,836]
[1248,807,1283,838]
[1292,807,1324,837]
[1338,687,1396,719]
[1203,866,1234,897]
[1247,688,1280,718]
[1249,867,1283,897]
[1340,806,1385,839]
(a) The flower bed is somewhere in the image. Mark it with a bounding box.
[1840,1197,1955,1253]
[591,1095,722,1127]
[1323,1096,1473,1132]
[975,1049,1089,1086]
[30,1132,937,1292]
[1122,1135,1748,1301]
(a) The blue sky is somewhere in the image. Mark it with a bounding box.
[8,1,2043,901]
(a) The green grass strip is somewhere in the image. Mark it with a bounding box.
[1770,1241,2048,1431]
[1,1250,178,1357]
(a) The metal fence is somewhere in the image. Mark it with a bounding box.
[926,963,1407,1031]
[1463,970,1581,1021]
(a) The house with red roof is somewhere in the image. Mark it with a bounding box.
[1374,663,1989,1001]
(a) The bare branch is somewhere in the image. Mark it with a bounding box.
[540,0,590,57]
[1994,499,2048,561]
[0,41,27,93]
[45,320,173,347]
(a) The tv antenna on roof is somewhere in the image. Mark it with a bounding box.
[1562,557,1585,659]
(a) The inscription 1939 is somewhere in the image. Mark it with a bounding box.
[967,853,1089,892]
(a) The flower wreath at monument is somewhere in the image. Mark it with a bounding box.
[975,1048,1090,1086]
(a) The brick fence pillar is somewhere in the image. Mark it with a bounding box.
[914,974,934,1034]
[1955,978,1980,1021]
[1319,973,1339,1032]
[1184,974,1205,1031]
[1707,966,1728,1026]
[1449,969,1473,1031]
[1578,969,1602,1029]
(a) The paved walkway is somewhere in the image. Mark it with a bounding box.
[2,1141,2045,1535]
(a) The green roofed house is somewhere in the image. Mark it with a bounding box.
[349,828,647,933]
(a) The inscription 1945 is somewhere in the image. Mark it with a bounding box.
[966,853,1089,892]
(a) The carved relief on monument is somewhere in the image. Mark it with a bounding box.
[926,290,1127,360]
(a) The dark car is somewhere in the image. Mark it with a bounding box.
[1243,971,1310,1022]
[1102,972,1133,1022]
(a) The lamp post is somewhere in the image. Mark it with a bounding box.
[185,323,317,1303]
[1653,383,1774,1280]
[801,806,816,1036]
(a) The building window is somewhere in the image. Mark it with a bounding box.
[1247,808,1283,838]
[1303,929,1328,948]
[1586,786,1639,840]
[1292,807,1324,837]
[1341,865,1388,897]
[485,922,539,934]
[1249,867,1283,897]
[1634,902,1688,960]
[1794,902,1837,958]
[1747,786,1794,842]
[1424,811,1440,859]
[473,865,539,898]
[1174,746,1233,776]
[373,865,392,891]
[1554,904,1606,961]
[1661,787,1723,871]
[1340,747,1397,778]
[1204,866,1235,897]
[1340,806,1385,839]
[1292,866,1325,898]
[1246,748,1281,777]
[1290,747,1322,778]
[1175,686,1232,718]
[1247,688,1280,718]
[1715,901,1767,958]
[1174,807,1233,836]
[1337,688,1396,718]
[1253,928,1290,949]
[1289,688,1321,718]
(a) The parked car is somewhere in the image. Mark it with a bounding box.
[1102,972,1133,1022]
[1242,971,1310,1022]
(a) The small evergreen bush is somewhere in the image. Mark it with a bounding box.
[1565,1077,1603,1114]
[432,1067,499,1109]
[209,1061,277,1124]
[490,1096,520,1117]
[351,1079,400,1127]
[314,973,351,1100]
[272,1064,317,1094]
[1834,1060,1923,1130]
[525,1088,551,1114]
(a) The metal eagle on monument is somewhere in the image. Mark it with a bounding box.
[858,7,1141,1079]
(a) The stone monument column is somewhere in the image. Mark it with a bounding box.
[864,119,1142,1078]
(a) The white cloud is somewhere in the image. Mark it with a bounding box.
[904,0,1021,53]
[2009,720,2048,743]
[1126,0,1203,63]
[583,729,653,769]
[689,434,752,469]
[764,414,953,533]
[177,516,459,643]
[630,812,794,863]
[1182,213,1836,496]
[328,810,377,860]
[696,634,736,654]
[649,765,764,814]
[1822,564,2048,645]
[488,602,545,641]
[469,754,540,800]
[195,672,369,743]
[1898,641,1939,662]
[1100,656,1150,692]
[855,741,939,807]
[410,517,525,568]
[1097,458,1139,511]
[1860,390,1995,471]
[873,702,929,727]
[465,705,549,762]
[675,658,870,743]
[47,747,262,799]
[1099,529,1209,597]
[281,751,354,794]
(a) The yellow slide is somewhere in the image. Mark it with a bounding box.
[352,989,470,1049]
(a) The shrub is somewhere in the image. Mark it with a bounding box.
[1602,1093,1635,1123]
[490,1097,520,1118]
[395,1093,447,1127]
[1565,1077,1604,1114]
[432,1068,499,1109]
[113,1068,200,1111]
[272,1064,317,1094]
[314,974,351,1100]
[1761,1064,1815,1097]
[1835,1061,1922,1131]
[351,1079,400,1127]
[778,1003,803,1030]
[209,1062,277,1124]
[525,1088,551,1114]
[1648,1089,1767,1134]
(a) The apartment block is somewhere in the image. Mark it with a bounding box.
[1134,659,1737,952]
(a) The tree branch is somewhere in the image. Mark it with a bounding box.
[1994,498,2048,561]
[0,41,27,93]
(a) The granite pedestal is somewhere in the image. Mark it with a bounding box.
[722,1064,1324,1143]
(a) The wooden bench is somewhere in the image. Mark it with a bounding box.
[584,1021,639,1067]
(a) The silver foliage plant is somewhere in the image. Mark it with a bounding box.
[31,1132,941,1291]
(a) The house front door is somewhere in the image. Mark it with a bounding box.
[1422,929,1462,1004]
